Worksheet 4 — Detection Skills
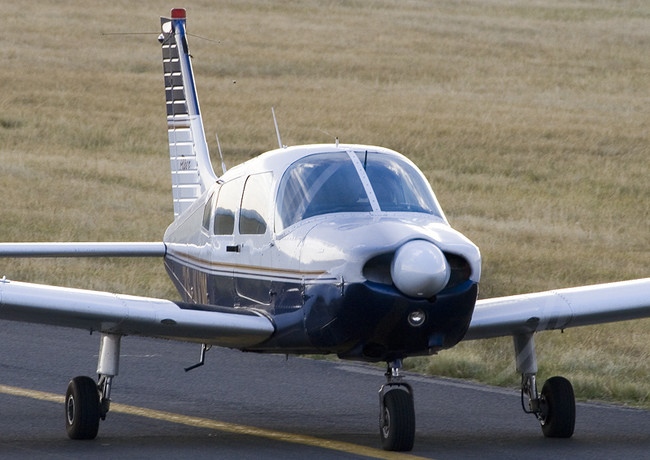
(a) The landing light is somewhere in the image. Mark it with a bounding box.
[408,310,426,327]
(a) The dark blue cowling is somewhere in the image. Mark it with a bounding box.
[253,279,478,361]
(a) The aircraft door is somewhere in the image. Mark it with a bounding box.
[208,176,245,307]
[234,172,275,308]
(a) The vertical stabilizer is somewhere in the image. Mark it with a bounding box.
[159,9,217,219]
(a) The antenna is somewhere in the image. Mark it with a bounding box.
[215,132,227,175]
[272,107,283,149]
[317,128,339,147]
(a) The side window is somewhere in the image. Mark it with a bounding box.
[240,172,273,235]
[214,177,243,235]
[201,190,217,231]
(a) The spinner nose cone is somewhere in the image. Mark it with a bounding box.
[391,240,450,298]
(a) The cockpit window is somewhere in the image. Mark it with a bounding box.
[354,151,441,216]
[276,152,372,231]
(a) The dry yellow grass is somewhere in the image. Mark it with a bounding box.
[1,1,648,407]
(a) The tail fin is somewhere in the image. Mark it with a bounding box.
[159,8,217,219]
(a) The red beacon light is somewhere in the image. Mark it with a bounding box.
[171,8,186,19]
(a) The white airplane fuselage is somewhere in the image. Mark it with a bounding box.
[162,144,481,362]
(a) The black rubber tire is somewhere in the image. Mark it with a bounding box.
[65,376,100,440]
[540,376,575,438]
[379,389,415,451]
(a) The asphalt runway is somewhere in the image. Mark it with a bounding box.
[0,321,647,459]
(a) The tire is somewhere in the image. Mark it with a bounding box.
[540,376,575,438]
[379,389,415,451]
[65,376,100,440]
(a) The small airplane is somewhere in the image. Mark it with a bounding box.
[0,8,648,452]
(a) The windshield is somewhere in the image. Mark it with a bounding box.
[276,152,372,231]
[354,151,441,215]
[275,151,442,232]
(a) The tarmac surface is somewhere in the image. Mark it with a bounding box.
[0,321,648,459]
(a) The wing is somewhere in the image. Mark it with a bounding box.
[0,242,274,348]
[464,278,650,340]
[0,278,274,347]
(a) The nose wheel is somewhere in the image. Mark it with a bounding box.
[378,360,415,451]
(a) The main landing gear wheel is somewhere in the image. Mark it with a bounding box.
[65,376,100,440]
[539,376,575,438]
[379,389,415,451]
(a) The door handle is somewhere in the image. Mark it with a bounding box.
[226,244,240,253]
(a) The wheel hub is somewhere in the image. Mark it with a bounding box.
[66,395,75,425]
[381,407,391,438]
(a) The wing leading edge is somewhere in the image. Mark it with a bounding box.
[464,278,650,340]
[0,242,166,258]
[0,279,274,348]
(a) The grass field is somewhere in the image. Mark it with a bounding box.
[1,1,648,408]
